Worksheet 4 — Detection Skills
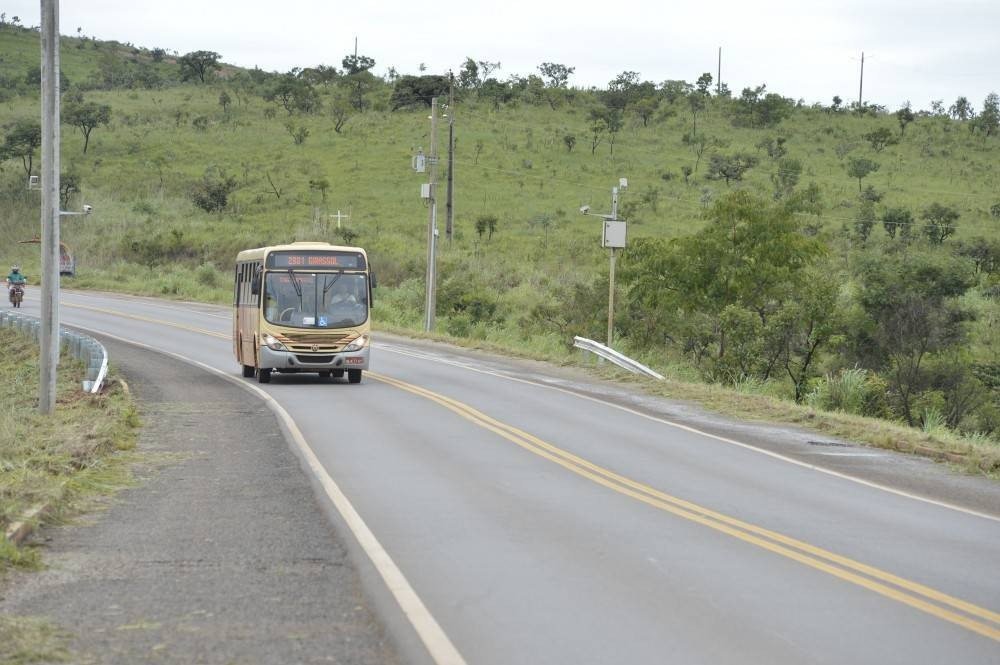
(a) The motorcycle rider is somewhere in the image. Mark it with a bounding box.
[7,265,26,298]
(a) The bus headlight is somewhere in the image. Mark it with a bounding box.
[262,334,287,351]
[344,334,369,352]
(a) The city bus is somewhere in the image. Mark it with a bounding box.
[233,242,373,384]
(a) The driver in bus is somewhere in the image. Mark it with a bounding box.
[329,281,357,307]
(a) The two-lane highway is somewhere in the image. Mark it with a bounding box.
[23,290,1000,664]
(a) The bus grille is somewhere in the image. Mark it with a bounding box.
[295,355,334,364]
[274,331,357,352]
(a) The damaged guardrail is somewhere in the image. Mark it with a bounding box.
[0,310,108,394]
[573,336,664,381]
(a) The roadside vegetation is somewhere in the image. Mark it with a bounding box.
[1,19,998,474]
[0,327,139,573]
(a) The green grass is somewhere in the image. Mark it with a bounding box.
[0,615,71,664]
[0,328,139,573]
[2,25,998,473]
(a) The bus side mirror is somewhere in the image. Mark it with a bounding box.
[369,272,376,305]
[250,274,261,296]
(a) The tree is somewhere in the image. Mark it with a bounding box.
[178,50,222,83]
[695,72,713,96]
[218,90,232,113]
[457,58,479,90]
[895,103,915,135]
[633,96,659,127]
[475,214,498,241]
[563,134,576,152]
[479,78,513,111]
[688,93,706,137]
[190,170,238,213]
[537,62,574,88]
[619,191,827,384]
[949,96,973,121]
[389,75,449,110]
[706,153,758,185]
[732,84,792,128]
[852,251,975,425]
[341,53,377,111]
[775,270,843,402]
[0,118,42,176]
[862,126,897,152]
[972,92,999,137]
[882,207,913,240]
[265,74,322,115]
[329,91,352,133]
[921,203,959,244]
[845,156,879,192]
[62,101,111,154]
[771,157,802,199]
[603,70,642,110]
[660,79,693,104]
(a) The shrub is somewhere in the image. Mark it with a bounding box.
[190,173,237,213]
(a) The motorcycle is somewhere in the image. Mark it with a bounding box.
[8,283,24,308]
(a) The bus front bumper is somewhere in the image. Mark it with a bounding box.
[259,345,370,372]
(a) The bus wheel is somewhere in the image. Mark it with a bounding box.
[257,368,272,384]
[348,369,362,384]
[242,365,255,378]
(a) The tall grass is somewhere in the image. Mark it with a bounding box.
[0,329,139,572]
[805,367,870,415]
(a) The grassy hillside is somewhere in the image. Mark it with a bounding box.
[2,23,999,462]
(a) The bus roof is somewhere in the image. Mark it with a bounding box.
[235,242,366,263]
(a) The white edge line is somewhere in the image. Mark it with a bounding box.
[67,324,467,665]
[381,344,1000,524]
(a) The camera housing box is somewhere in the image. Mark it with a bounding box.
[602,220,627,249]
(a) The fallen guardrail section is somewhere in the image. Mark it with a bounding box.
[572,336,664,380]
[0,310,108,393]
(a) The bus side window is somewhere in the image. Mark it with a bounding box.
[234,265,241,305]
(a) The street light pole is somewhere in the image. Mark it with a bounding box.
[39,0,61,414]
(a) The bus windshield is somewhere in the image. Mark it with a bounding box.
[263,271,368,328]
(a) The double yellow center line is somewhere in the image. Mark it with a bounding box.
[372,372,1000,642]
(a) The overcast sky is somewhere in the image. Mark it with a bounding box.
[4,0,998,111]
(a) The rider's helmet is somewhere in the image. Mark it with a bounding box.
[11,265,19,273]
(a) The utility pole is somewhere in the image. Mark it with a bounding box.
[445,74,455,242]
[39,0,61,414]
[607,186,621,348]
[717,47,722,95]
[858,51,864,111]
[423,97,439,332]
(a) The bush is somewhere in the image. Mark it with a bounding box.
[190,173,237,213]
[806,367,890,417]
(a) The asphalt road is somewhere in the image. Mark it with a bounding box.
[0,328,401,664]
[11,290,1000,664]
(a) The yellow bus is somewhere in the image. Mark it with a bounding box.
[233,242,373,384]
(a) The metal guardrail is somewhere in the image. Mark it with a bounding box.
[573,336,664,381]
[0,310,108,394]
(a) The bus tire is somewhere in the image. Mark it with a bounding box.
[348,369,362,384]
[242,364,255,378]
[257,368,272,384]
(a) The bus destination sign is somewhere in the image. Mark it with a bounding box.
[268,251,366,270]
